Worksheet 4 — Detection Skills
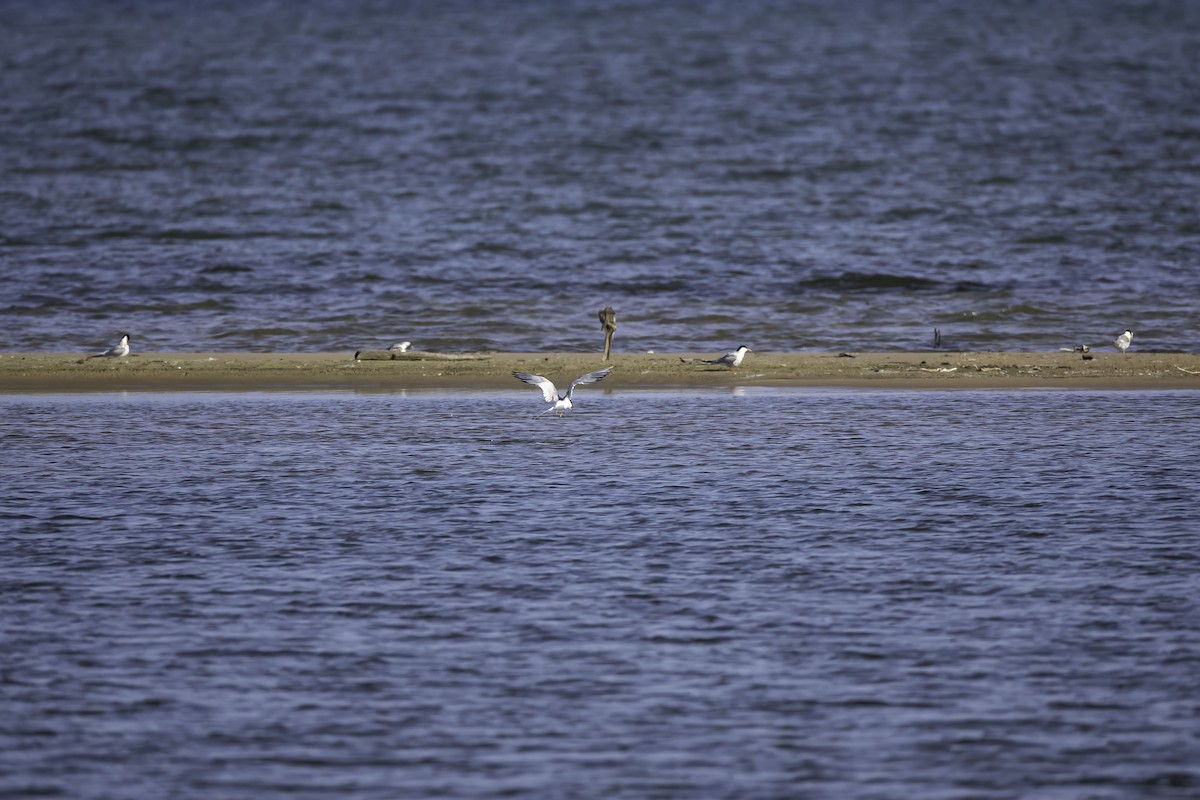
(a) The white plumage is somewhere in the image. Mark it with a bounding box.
[89,333,130,359]
[512,367,614,417]
[1114,329,1133,353]
[701,345,752,368]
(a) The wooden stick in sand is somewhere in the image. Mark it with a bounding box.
[599,306,617,361]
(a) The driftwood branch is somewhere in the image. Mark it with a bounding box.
[598,306,617,361]
[353,350,492,361]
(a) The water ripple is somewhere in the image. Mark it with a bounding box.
[2,389,1198,797]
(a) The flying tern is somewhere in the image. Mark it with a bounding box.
[512,366,614,417]
[1113,329,1133,354]
[701,345,752,369]
[89,333,131,358]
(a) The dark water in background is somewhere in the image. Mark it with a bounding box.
[2,388,1199,798]
[1,0,1199,354]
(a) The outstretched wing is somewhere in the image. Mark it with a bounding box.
[512,371,558,403]
[566,366,614,399]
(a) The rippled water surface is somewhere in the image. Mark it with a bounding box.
[2,389,1198,798]
[2,0,1199,353]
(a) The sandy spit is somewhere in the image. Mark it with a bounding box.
[2,351,1199,392]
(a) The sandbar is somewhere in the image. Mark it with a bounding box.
[2,350,1199,392]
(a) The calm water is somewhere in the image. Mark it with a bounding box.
[2,388,1198,798]
[2,0,1199,354]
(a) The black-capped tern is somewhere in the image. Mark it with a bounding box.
[1114,330,1133,353]
[702,345,752,369]
[89,333,131,358]
[512,366,614,417]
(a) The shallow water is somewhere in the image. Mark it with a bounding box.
[2,0,1199,353]
[2,389,1198,798]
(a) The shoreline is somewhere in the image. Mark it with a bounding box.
[2,351,1200,392]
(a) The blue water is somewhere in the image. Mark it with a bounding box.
[3,1,1199,795]
[2,0,1199,354]
[2,389,1198,798]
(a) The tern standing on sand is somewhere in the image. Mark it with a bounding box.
[89,333,131,358]
[512,367,614,417]
[702,345,752,369]
[1114,329,1133,353]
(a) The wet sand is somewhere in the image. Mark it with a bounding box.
[2,350,1199,392]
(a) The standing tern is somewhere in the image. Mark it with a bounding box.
[512,366,614,417]
[89,333,131,358]
[1113,329,1133,354]
[701,345,752,369]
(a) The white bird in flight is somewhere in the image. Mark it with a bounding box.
[512,366,614,417]
[89,332,131,358]
[1114,329,1133,354]
[702,345,753,369]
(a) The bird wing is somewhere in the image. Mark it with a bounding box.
[566,367,614,399]
[512,371,558,403]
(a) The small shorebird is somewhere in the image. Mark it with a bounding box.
[701,345,752,369]
[388,341,411,352]
[89,333,131,358]
[1114,329,1133,354]
[512,367,614,417]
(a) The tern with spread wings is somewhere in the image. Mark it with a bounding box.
[512,367,614,417]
